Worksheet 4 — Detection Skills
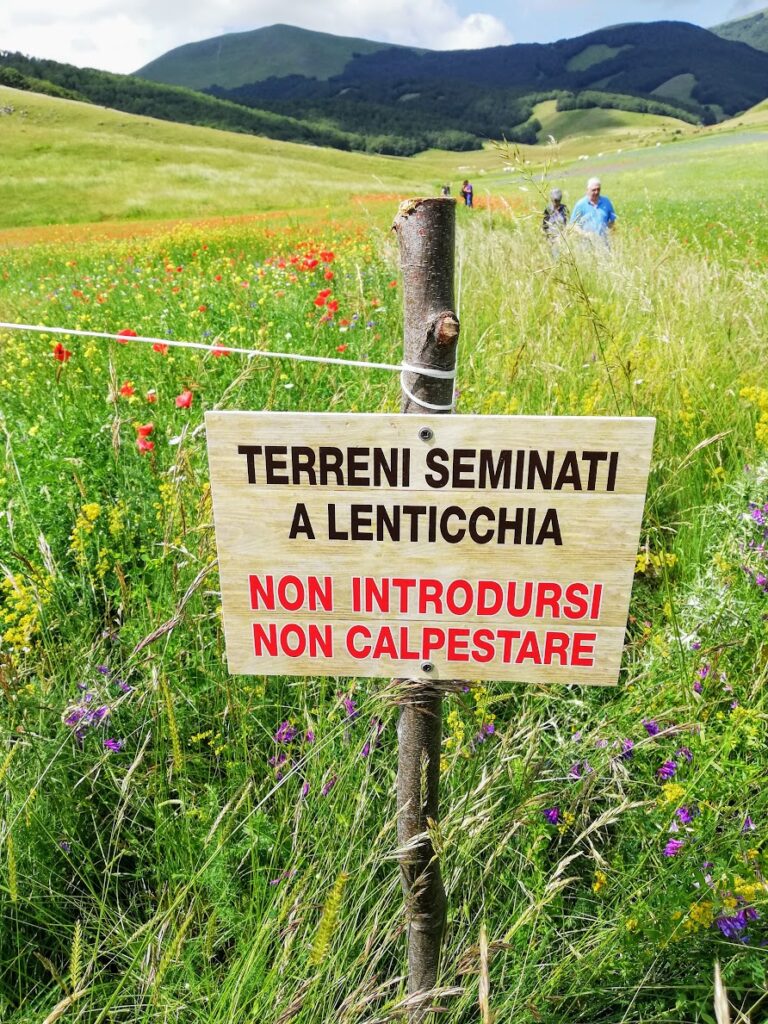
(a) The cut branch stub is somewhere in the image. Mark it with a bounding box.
[393,198,459,415]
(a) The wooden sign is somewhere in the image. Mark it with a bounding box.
[205,411,655,684]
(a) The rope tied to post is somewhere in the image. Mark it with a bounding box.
[0,320,457,409]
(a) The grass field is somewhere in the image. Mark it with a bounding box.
[1,85,768,1023]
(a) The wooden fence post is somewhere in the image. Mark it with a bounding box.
[392,197,459,1020]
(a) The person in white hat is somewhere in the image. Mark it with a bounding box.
[542,187,568,240]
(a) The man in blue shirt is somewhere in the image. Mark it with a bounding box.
[570,177,616,238]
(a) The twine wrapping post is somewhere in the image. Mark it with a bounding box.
[392,197,459,1019]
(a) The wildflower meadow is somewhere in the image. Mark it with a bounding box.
[1,130,767,1024]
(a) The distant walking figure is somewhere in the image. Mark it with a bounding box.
[542,187,568,238]
[440,183,451,197]
[570,177,616,239]
[461,180,473,207]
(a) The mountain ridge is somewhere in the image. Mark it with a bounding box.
[711,6,768,53]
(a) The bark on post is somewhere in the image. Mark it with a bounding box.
[392,197,458,1020]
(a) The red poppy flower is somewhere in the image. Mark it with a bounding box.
[146,390,158,404]
[211,346,230,357]
[336,344,348,353]
[389,280,398,288]
[136,423,154,438]
[136,437,154,454]
[320,251,335,263]
[175,389,193,409]
[324,270,334,281]
[214,274,222,282]
[152,343,168,355]
[313,295,327,307]
[119,382,135,397]
[198,304,208,312]
[53,342,72,362]
[327,300,339,313]
[117,328,137,344]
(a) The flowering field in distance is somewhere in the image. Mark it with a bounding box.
[1,126,768,1024]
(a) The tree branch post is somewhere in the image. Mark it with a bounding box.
[392,196,459,1020]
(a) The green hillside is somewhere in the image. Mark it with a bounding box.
[533,99,689,144]
[135,23,425,90]
[0,85,443,230]
[711,7,768,53]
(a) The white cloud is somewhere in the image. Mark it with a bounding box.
[0,1,514,74]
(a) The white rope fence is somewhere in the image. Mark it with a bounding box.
[0,321,457,411]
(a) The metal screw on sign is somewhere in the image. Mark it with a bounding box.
[392,196,459,1022]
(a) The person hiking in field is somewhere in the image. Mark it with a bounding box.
[461,180,473,207]
[440,183,451,197]
[570,177,616,239]
[542,187,568,238]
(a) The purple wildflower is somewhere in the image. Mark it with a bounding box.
[305,729,315,744]
[103,738,123,752]
[300,781,310,798]
[342,695,359,720]
[657,760,677,781]
[619,738,634,760]
[693,679,703,694]
[690,640,702,651]
[361,740,371,758]
[676,806,695,824]
[115,679,133,694]
[676,746,693,763]
[96,665,110,675]
[716,911,753,940]
[64,708,87,727]
[274,721,297,744]
[543,807,560,825]
[697,664,710,680]
[59,841,71,853]
[742,815,756,832]
[663,838,684,857]
[643,719,660,736]
[751,505,765,526]
[568,760,593,780]
[483,722,495,736]
[321,775,338,797]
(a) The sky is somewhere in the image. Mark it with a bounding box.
[1,0,765,75]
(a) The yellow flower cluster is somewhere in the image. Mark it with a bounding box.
[70,502,102,566]
[635,549,678,576]
[0,570,52,652]
[684,900,714,932]
[445,707,467,759]
[740,385,768,446]
[592,869,607,894]
[659,783,686,805]
[557,810,576,835]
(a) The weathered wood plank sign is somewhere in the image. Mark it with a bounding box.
[206,410,655,685]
